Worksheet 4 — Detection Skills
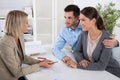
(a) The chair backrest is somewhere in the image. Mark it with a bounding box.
[112,46,120,64]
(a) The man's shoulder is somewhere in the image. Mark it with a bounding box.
[59,27,69,34]
[61,27,69,30]
[78,24,82,29]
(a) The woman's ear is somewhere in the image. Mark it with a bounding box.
[91,18,96,25]
[92,18,96,23]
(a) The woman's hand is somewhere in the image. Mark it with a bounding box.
[38,59,54,68]
[79,59,90,68]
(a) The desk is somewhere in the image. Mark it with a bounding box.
[26,45,120,80]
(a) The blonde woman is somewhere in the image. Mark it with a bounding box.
[0,10,54,80]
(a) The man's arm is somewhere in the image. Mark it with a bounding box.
[52,31,67,60]
[103,36,119,48]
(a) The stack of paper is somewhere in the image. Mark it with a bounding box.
[25,41,46,56]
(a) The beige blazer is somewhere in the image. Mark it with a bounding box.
[0,34,39,80]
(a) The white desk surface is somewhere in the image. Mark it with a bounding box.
[26,45,120,80]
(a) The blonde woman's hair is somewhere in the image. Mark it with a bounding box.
[5,10,28,37]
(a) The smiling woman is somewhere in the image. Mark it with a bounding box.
[68,6,120,78]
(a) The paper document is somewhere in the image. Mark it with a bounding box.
[25,41,46,56]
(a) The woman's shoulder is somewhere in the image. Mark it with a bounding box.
[0,35,16,48]
[102,30,111,37]
[81,31,88,36]
[78,31,88,40]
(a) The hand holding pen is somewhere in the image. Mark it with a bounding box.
[37,57,47,62]
[37,57,58,63]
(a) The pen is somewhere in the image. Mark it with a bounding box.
[48,61,58,64]
[53,61,58,63]
[37,57,46,61]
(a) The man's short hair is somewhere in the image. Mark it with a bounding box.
[64,4,80,17]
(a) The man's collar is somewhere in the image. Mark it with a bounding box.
[68,24,82,31]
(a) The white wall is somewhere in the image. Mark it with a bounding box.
[0,0,32,9]
[74,0,120,9]
[0,0,33,17]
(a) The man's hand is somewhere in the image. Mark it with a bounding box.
[103,36,118,48]
[62,56,77,68]
[62,56,71,63]
[66,60,77,68]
